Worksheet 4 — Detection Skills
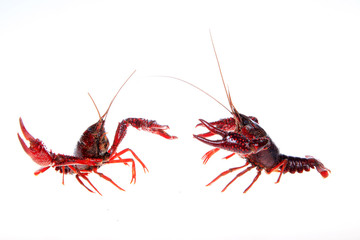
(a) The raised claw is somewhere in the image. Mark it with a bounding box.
[145,121,178,140]
[129,118,178,140]
[194,119,270,157]
[19,117,36,141]
[18,117,53,167]
[150,128,178,140]
[109,118,177,157]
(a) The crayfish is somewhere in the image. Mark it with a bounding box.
[193,33,331,193]
[18,70,177,195]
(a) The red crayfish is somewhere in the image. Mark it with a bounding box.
[18,70,177,195]
[193,33,331,193]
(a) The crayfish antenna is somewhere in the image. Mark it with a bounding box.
[209,30,228,101]
[149,32,240,117]
[87,70,136,124]
[150,75,232,114]
[102,70,136,121]
[209,31,242,126]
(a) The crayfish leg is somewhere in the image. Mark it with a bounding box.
[223,153,235,159]
[108,148,150,184]
[202,149,236,164]
[206,162,250,187]
[69,166,102,195]
[110,148,149,173]
[62,167,65,185]
[243,170,262,193]
[202,148,220,164]
[221,166,255,192]
[34,166,50,175]
[268,159,288,184]
[75,174,94,194]
[107,157,137,184]
[275,160,288,184]
[93,169,125,191]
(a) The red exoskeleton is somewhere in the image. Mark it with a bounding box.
[18,70,177,195]
[190,33,330,193]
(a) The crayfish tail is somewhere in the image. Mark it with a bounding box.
[279,154,331,178]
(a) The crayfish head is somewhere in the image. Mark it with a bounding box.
[233,110,267,139]
[94,119,110,156]
[74,119,109,158]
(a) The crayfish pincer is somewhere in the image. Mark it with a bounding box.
[18,70,177,195]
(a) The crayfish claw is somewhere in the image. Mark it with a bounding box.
[124,118,178,140]
[147,121,170,130]
[152,129,178,140]
[194,118,270,157]
[198,119,227,137]
[18,133,31,156]
[144,121,177,139]
[18,118,53,167]
[19,117,35,141]
[193,134,227,148]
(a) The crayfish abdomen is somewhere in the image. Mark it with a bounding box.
[279,154,330,178]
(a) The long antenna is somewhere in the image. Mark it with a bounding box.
[209,30,237,114]
[88,70,136,122]
[150,32,236,116]
[102,69,137,120]
[154,75,231,114]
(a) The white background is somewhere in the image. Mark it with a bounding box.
[1,0,360,239]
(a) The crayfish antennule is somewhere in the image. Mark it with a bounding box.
[88,93,103,123]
